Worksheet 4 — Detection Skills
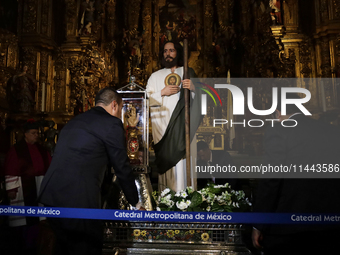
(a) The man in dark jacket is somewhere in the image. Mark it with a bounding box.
[39,87,143,255]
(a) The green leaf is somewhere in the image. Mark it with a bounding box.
[189,191,203,208]
[192,206,204,212]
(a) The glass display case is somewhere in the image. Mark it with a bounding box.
[116,77,153,210]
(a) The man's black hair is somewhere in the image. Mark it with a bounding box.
[95,87,122,106]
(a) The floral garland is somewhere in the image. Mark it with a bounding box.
[153,182,251,212]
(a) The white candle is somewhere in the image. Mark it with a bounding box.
[320,81,327,112]
[41,82,46,112]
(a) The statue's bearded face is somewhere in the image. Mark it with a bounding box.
[162,42,178,68]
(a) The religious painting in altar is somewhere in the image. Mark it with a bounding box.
[159,0,197,51]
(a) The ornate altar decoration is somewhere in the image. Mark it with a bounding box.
[103,222,250,255]
[104,179,251,254]
[68,43,110,115]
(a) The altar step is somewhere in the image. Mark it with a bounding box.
[103,243,252,255]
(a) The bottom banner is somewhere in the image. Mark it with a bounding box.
[1,205,340,224]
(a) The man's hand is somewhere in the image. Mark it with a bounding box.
[252,228,263,250]
[161,85,180,96]
[182,79,195,91]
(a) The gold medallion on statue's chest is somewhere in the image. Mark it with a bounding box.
[164,73,181,86]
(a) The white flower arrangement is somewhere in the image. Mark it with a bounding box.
[153,182,252,212]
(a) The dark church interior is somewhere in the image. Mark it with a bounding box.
[0,0,340,254]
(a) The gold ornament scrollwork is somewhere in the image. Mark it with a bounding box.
[23,0,38,33]
[65,0,77,38]
[142,0,152,76]
[336,34,340,74]
[321,38,332,77]
[106,0,117,40]
[128,0,142,38]
[320,0,329,22]
[22,47,37,77]
[203,0,213,75]
[68,44,107,114]
[0,30,18,69]
[333,0,340,18]
[281,49,296,78]
[54,51,67,111]
[65,0,77,23]
[40,51,49,82]
[41,0,50,35]
[299,39,313,77]
[216,0,229,31]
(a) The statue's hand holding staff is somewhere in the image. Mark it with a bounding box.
[182,79,195,91]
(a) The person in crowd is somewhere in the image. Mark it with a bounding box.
[38,87,144,255]
[3,120,51,255]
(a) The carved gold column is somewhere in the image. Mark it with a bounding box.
[63,0,80,52]
[18,0,39,76]
[320,0,329,23]
[53,52,67,112]
[281,0,303,78]
[330,0,340,106]
[320,38,335,108]
[106,0,116,40]
[0,31,19,102]
[314,0,340,110]
[239,0,250,33]
[61,0,83,117]
[21,47,37,79]
[142,0,152,76]
[105,0,117,84]
[320,38,332,77]
[39,51,49,112]
[216,0,230,29]
[336,34,340,107]
[203,0,213,77]
[283,0,299,33]
[17,0,57,114]
[215,0,231,75]
[40,0,52,36]
[19,0,38,35]
[128,0,142,38]
[152,0,160,71]
[299,39,320,111]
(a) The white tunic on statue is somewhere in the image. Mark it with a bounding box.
[146,67,187,192]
